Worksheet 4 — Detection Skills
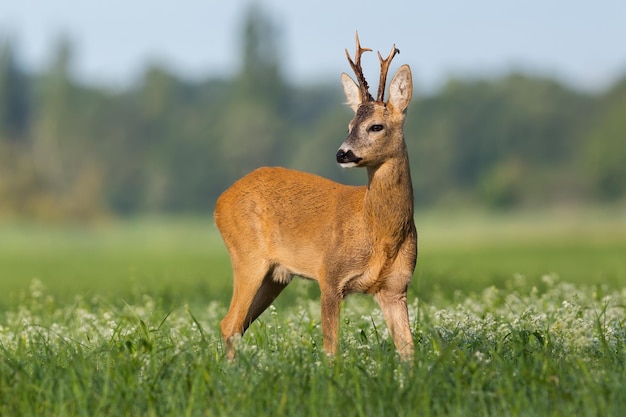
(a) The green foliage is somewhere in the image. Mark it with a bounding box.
[582,77,626,200]
[407,74,594,207]
[0,39,30,141]
[236,3,286,108]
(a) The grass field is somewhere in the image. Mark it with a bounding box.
[1,209,626,416]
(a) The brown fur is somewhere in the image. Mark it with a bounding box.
[215,62,417,360]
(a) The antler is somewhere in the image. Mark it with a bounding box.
[345,32,374,102]
[377,44,400,102]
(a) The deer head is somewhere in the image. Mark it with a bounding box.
[336,33,412,168]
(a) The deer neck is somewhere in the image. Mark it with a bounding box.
[364,148,414,241]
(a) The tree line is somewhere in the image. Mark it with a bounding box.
[1,9,625,221]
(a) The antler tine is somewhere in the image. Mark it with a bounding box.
[345,32,374,102]
[376,44,400,102]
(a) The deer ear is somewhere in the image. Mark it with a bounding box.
[341,73,361,112]
[388,64,412,113]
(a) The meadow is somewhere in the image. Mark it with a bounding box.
[1,209,626,416]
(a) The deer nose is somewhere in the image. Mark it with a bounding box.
[336,149,362,165]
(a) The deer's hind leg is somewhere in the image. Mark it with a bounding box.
[221,261,290,359]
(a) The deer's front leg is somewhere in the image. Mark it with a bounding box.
[375,288,414,361]
[320,287,342,357]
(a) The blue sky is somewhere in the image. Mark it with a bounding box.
[1,0,625,92]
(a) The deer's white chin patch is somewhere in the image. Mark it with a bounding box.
[338,162,359,168]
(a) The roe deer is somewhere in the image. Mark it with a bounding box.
[214,33,417,360]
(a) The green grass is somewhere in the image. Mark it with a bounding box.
[1,276,626,416]
[0,217,233,308]
[2,209,625,308]
[1,209,626,416]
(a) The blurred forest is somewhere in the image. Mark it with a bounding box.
[1,7,625,222]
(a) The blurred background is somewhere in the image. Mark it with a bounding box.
[0,0,625,221]
[0,0,626,309]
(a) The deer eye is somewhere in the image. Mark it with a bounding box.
[369,124,384,132]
